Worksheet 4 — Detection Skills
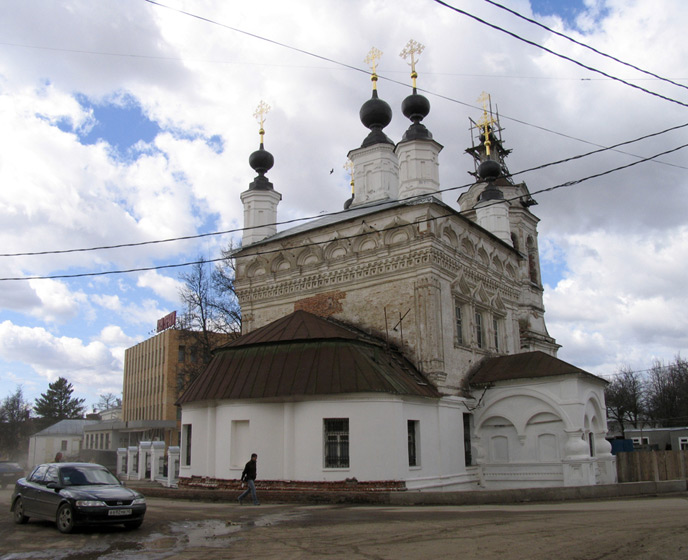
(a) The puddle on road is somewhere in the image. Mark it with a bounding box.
[169,509,308,548]
[2,510,308,559]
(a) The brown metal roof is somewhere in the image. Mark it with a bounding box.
[468,351,606,386]
[225,310,360,347]
[178,311,440,404]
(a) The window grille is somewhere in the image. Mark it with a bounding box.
[463,413,473,466]
[454,303,464,345]
[408,420,418,467]
[475,312,484,349]
[493,317,500,351]
[324,418,349,468]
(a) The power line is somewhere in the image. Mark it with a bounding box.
[2,120,686,260]
[482,0,688,93]
[139,0,687,167]
[8,1,682,177]
[431,0,688,109]
[6,40,684,84]
[2,139,685,282]
[509,122,688,178]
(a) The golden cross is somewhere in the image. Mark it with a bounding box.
[344,159,354,194]
[476,92,495,156]
[253,100,271,143]
[364,47,383,89]
[400,39,425,88]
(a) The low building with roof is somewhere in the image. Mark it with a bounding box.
[28,419,99,468]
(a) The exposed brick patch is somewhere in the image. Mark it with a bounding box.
[178,476,406,492]
[294,290,346,318]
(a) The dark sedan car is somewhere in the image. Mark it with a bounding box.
[0,461,24,489]
[10,462,146,533]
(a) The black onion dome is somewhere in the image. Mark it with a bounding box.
[477,158,504,201]
[478,158,501,181]
[248,144,274,190]
[400,90,432,141]
[249,144,274,175]
[402,91,430,122]
[359,90,394,148]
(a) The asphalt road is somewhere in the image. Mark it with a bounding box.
[2,487,688,559]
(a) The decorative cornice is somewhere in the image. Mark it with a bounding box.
[237,242,520,305]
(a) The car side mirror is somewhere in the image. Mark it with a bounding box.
[46,481,61,491]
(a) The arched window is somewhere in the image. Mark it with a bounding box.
[527,236,538,284]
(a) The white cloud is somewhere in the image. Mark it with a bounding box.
[545,227,688,373]
[136,270,184,303]
[0,320,122,395]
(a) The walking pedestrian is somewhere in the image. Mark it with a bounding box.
[237,453,259,505]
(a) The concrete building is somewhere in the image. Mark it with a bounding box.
[177,55,614,490]
[121,325,234,448]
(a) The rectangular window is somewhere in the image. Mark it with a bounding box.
[61,440,68,451]
[475,312,484,349]
[178,345,186,363]
[493,317,500,352]
[324,418,349,468]
[631,436,649,448]
[407,420,419,467]
[182,424,192,466]
[454,302,464,345]
[679,437,688,451]
[463,413,473,466]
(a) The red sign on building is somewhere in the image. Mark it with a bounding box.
[157,311,177,333]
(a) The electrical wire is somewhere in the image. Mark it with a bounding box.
[2,116,686,259]
[482,0,688,93]
[140,0,688,167]
[2,139,685,282]
[431,0,688,109]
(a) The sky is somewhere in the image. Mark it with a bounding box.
[1,0,687,409]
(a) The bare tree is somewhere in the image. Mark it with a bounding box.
[96,393,122,412]
[605,367,645,437]
[177,248,241,390]
[645,356,688,428]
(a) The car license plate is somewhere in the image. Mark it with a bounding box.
[108,509,132,516]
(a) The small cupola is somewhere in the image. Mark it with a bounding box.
[347,47,400,207]
[240,101,282,246]
[395,40,443,201]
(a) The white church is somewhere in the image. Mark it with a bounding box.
[177,46,615,491]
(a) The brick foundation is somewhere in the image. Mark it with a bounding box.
[178,476,406,492]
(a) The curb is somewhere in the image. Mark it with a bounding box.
[129,480,688,506]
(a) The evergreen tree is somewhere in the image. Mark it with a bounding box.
[33,377,86,420]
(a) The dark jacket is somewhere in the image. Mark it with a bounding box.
[241,459,257,482]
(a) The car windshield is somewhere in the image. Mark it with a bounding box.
[60,466,120,486]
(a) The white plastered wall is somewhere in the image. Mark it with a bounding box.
[471,376,616,489]
[180,394,477,491]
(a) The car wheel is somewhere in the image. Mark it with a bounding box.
[13,497,29,524]
[124,519,143,530]
[56,503,75,534]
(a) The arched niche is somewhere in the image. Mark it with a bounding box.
[324,240,349,261]
[461,237,476,257]
[246,258,268,278]
[442,225,459,248]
